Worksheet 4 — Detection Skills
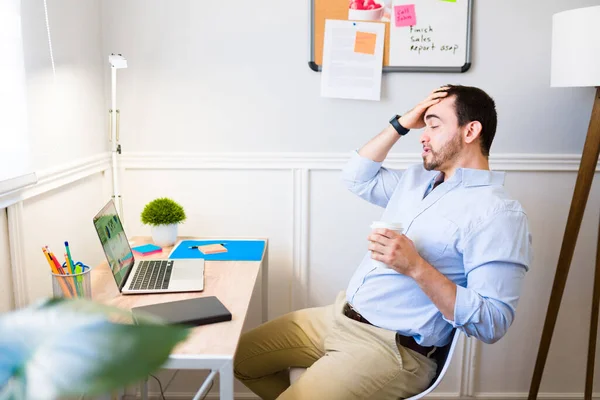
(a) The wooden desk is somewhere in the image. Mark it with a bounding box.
[91,236,268,400]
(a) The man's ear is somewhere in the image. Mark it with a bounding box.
[463,121,482,145]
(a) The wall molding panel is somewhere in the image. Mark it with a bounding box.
[118,151,594,399]
[7,151,595,399]
[120,152,594,172]
[0,153,111,209]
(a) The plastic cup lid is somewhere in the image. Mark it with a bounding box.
[370,221,403,231]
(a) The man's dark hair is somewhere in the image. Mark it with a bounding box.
[443,84,497,157]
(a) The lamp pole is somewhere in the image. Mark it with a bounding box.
[108,54,127,217]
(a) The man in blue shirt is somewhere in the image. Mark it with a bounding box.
[234,85,532,400]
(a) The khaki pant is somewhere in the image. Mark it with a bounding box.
[234,292,437,400]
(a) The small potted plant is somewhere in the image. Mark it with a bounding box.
[141,197,186,247]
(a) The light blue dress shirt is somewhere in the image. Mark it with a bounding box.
[342,151,532,347]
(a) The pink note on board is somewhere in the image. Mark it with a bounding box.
[394,4,416,27]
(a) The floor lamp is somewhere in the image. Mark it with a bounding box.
[529,5,600,400]
[108,53,127,217]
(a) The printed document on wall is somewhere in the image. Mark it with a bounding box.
[321,19,385,101]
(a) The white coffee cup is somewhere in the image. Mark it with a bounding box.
[370,221,403,232]
[370,221,403,268]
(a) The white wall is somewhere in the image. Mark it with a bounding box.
[20,173,110,301]
[102,0,600,398]
[5,0,600,398]
[99,0,600,398]
[116,158,600,399]
[100,0,598,156]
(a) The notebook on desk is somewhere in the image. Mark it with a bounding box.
[93,200,205,294]
[132,296,232,327]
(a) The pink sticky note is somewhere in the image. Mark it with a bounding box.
[394,4,416,27]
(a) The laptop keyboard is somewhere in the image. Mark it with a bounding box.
[129,260,173,291]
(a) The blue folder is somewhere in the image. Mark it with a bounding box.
[169,240,265,261]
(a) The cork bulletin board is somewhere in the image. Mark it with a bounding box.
[309,0,473,72]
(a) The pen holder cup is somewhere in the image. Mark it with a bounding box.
[51,263,92,299]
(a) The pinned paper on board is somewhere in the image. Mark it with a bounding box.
[394,4,416,27]
[320,19,385,101]
[354,31,377,55]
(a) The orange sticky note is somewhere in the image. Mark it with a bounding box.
[354,31,377,55]
[197,244,228,254]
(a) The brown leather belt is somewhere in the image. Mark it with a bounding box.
[343,303,435,358]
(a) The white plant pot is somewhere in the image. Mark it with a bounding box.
[151,224,178,247]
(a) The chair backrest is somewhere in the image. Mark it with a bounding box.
[404,329,461,400]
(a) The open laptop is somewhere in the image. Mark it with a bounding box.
[93,200,205,294]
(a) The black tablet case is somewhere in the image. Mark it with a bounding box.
[132,296,232,327]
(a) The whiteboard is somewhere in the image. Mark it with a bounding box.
[310,0,473,73]
[389,0,470,68]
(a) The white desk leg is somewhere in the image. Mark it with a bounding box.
[262,242,269,323]
[220,359,234,400]
[140,378,148,400]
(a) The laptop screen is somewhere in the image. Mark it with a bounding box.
[93,200,134,290]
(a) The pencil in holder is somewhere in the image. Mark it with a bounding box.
[51,263,92,299]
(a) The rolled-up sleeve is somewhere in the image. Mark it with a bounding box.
[340,150,403,208]
[444,210,532,344]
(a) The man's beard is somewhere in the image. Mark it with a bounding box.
[423,133,463,171]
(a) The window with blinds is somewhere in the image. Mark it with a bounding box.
[0,0,36,197]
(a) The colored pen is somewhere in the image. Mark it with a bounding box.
[189,243,226,249]
[64,241,75,275]
[64,241,81,296]
[42,247,56,272]
[65,252,81,297]
[47,250,65,275]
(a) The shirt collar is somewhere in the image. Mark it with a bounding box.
[455,168,505,187]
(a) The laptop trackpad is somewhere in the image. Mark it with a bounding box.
[171,259,205,281]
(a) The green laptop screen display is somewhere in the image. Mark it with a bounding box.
[93,203,133,288]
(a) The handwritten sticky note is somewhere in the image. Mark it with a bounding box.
[394,4,416,27]
[354,31,377,55]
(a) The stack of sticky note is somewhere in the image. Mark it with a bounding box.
[196,244,227,254]
[132,244,162,256]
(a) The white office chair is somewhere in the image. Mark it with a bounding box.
[289,329,461,400]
